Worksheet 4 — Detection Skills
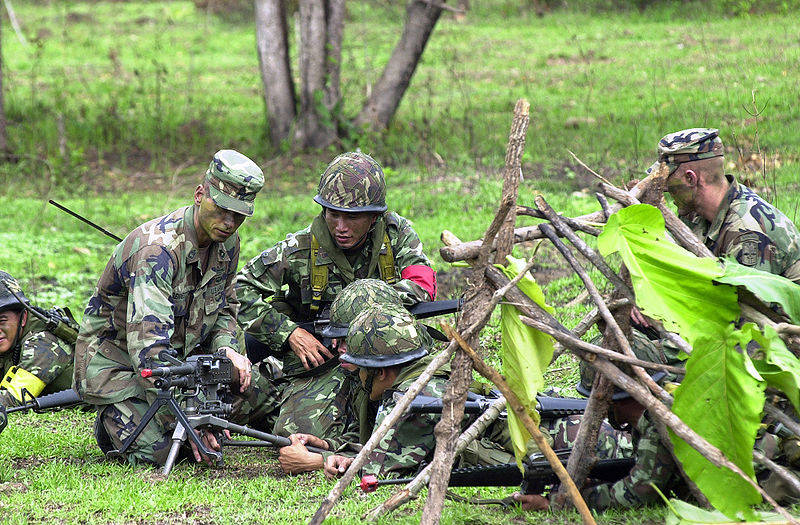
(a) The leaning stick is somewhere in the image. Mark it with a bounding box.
[364,396,507,521]
[442,324,596,525]
[754,450,800,497]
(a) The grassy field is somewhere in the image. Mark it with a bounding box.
[2,0,800,523]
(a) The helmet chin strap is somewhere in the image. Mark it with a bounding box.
[11,309,27,365]
[362,369,376,400]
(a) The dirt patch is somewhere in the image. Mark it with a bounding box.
[546,50,613,66]
[0,482,28,494]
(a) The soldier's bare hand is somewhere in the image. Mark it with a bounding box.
[278,434,324,474]
[511,492,550,511]
[630,307,650,328]
[323,454,353,479]
[290,433,329,450]
[223,346,252,392]
[190,429,222,464]
[288,327,334,370]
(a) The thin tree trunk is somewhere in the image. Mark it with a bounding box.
[0,18,8,157]
[353,0,445,130]
[323,0,344,111]
[255,0,296,146]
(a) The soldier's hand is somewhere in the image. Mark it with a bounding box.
[290,433,329,451]
[278,434,324,474]
[511,492,550,511]
[223,347,252,393]
[288,327,334,370]
[324,454,353,479]
[630,307,650,328]
[190,429,223,464]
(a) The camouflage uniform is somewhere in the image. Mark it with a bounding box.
[650,128,800,283]
[0,272,74,407]
[236,152,436,377]
[74,150,280,465]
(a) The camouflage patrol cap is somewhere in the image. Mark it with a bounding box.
[322,279,403,338]
[340,304,428,368]
[577,330,670,400]
[205,149,265,217]
[314,152,388,213]
[646,128,724,176]
[0,271,28,313]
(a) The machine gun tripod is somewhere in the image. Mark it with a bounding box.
[108,350,324,476]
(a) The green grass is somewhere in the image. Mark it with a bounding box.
[2,0,800,523]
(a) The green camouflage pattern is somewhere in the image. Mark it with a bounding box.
[94,362,278,465]
[236,211,433,375]
[0,271,28,311]
[646,128,724,175]
[74,205,243,407]
[314,152,387,212]
[0,315,74,407]
[583,412,687,510]
[342,304,428,368]
[205,149,264,217]
[683,176,800,283]
[329,279,403,328]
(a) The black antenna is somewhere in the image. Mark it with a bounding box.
[48,200,122,242]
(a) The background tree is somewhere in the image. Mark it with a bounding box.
[255,0,451,150]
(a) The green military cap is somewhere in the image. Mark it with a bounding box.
[314,151,388,213]
[322,279,403,339]
[340,304,428,369]
[0,271,28,313]
[646,128,724,176]
[205,149,265,217]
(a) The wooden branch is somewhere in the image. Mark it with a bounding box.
[754,450,800,498]
[495,99,529,262]
[567,149,614,186]
[442,324,597,525]
[535,195,634,301]
[364,396,507,521]
[422,99,529,525]
[516,205,602,237]
[595,192,611,220]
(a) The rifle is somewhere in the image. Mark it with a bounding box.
[0,388,83,435]
[407,393,588,419]
[0,279,79,345]
[360,454,635,495]
[110,350,325,476]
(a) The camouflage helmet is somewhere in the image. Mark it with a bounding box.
[205,149,265,217]
[0,271,28,313]
[314,152,388,213]
[646,128,724,176]
[577,330,670,400]
[340,304,428,368]
[321,279,403,339]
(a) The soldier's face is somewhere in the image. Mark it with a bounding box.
[0,310,24,354]
[666,170,696,215]
[335,339,358,371]
[194,185,246,247]
[324,209,377,250]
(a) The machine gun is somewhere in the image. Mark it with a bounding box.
[360,451,635,496]
[407,393,588,419]
[0,388,83,435]
[110,350,325,476]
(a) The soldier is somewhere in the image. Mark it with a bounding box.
[74,150,280,466]
[0,271,75,407]
[651,127,800,282]
[236,151,436,438]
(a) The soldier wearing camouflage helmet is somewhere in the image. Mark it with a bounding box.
[0,271,75,407]
[236,151,436,389]
[650,128,800,282]
[74,149,282,466]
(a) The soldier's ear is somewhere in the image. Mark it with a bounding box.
[194,184,205,205]
[684,169,698,187]
[20,309,27,327]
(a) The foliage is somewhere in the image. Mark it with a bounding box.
[596,204,800,519]
[498,255,555,469]
[663,496,789,524]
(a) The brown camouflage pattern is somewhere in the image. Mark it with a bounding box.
[314,152,387,212]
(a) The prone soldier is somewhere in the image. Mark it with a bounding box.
[73,150,281,466]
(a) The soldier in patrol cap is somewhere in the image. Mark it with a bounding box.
[0,271,75,407]
[236,151,436,438]
[650,128,800,282]
[74,149,280,466]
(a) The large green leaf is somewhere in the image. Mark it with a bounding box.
[748,324,800,411]
[716,260,800,323]
[670,324,765,520]
[597,205,739,346]
[499,256,555,470]
[664,497,790,524]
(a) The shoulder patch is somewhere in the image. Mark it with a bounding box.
[737,232,762,267]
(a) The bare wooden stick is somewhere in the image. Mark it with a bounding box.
[364,396,507,521]
[754,450,800,497]
[551,297,630,361]
[567,149,614,187]
[516,205,602,237]
[442,324,596,525]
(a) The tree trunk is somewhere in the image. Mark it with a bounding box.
[255,0,296,146]
[0,19,8,157]
[353,1,445,130]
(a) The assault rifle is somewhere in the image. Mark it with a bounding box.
[408,393,588,419]
[110,350,325,476]
[0,388,83,435]
[360,453,635,496]
[0,278,79,345]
